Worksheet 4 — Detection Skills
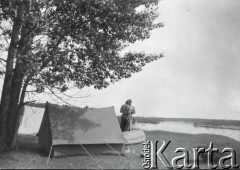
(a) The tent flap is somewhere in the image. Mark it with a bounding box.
[18,106,45,135]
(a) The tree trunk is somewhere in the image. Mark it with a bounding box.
[8,75,31,148]
[5,21,34,148]
[6,16,35,148]
[0,3,25,152]
[5,61,25,147]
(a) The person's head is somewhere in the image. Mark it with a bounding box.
[125,99,132,105]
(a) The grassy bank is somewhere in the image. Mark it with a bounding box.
[0,131,240,169]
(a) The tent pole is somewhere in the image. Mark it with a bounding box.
[106,143,135,169]
[80,144,103,169]
[46,145,53,165]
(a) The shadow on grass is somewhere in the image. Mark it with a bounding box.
[16,135,125,158]
[16,134,48,157]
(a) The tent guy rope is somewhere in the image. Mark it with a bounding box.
[80,144,104,169]
[106,143,136,169]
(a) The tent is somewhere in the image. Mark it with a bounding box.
[18,105,45,135]
[38,102,125,157]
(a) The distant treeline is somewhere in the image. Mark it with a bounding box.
[25,102,76,108]
[25,102,46,108]
[116,116,164,124]
[192,119,240,128]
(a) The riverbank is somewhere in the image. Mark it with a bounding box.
[0,131,240,169]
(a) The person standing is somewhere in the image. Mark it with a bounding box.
[120,99,132,132]
[120,99,135,153]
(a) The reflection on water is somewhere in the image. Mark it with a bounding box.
[133,121,240,142]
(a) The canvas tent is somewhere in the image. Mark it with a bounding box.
[18,105,45,135]
[38,102,125,157]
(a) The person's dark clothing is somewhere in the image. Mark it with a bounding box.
[120,104,131,132]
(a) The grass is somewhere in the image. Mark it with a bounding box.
[0,131,240,169]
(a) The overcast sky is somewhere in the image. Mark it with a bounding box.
[80,0,240,120]
[1,0,240,120]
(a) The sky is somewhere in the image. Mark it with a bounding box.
[1,0,240,120]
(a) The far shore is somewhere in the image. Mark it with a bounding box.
[0,130,240,169]
[194,124,240,130]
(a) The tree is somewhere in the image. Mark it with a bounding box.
[0,0,163,151]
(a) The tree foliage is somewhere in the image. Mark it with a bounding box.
[0,0,163,150]
[1,0,163,92]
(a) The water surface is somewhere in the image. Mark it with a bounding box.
[133,121,240,142]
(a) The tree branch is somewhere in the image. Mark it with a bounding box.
[0,58,6,63]
[23,100,36,105]
[25,90,37,93]
[18,23,38,42]
[44,87,76,107]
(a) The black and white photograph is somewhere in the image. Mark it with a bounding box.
[0,0,240,169]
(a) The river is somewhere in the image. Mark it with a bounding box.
[133,121,240,142]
